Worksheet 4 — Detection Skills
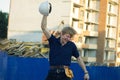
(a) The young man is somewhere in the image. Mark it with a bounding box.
[41,15,89,80]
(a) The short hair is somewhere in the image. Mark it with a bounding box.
[61,26,77,38]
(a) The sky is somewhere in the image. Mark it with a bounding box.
[0,0,10,13]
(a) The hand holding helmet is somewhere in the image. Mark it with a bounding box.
[39,1,52,16]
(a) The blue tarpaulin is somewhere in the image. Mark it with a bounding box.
[0,51,120,80]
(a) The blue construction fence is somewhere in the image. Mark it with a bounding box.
[0,51,120,80]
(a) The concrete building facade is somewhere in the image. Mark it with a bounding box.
[97,0,120,66]
[8,0,120,66]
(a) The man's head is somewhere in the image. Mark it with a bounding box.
[60,26,77,43]
[61,27,77,38]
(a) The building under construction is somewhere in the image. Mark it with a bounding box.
[8,0,120,66]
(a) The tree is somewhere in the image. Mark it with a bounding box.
[0,11,8,39]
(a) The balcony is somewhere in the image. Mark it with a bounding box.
[83,30,98,37]
[82,57,96,62]
[86,8,99,12]
[106,36,116,40]
[85,20,99,25]
[82,44,97,49]
[109,0,119,5]
[106,32,116,40]
[73,3,83,8]
[107,24,117,28]
[108,12,117,16]
[105,47,116,51]
[72,17,80,21]
[104,60,116,64]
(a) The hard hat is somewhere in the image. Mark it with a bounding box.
[39,1,52,16]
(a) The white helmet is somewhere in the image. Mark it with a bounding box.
[39,1,52,16]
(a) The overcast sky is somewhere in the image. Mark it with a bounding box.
[0,0,10,13]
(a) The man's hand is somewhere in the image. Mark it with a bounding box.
[84,73,89,80]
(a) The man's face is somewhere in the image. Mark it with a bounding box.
[61,33,71,42]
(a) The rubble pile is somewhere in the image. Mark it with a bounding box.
[0,39,77,61]
[0,39,49,58]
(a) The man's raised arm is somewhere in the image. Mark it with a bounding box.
[41,15,51,39]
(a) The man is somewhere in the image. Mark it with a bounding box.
[41,15,89,80]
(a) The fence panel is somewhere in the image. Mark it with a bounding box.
[0,52,120,80]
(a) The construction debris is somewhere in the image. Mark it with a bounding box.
[0,37,79,61]
[0,39,49,58]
